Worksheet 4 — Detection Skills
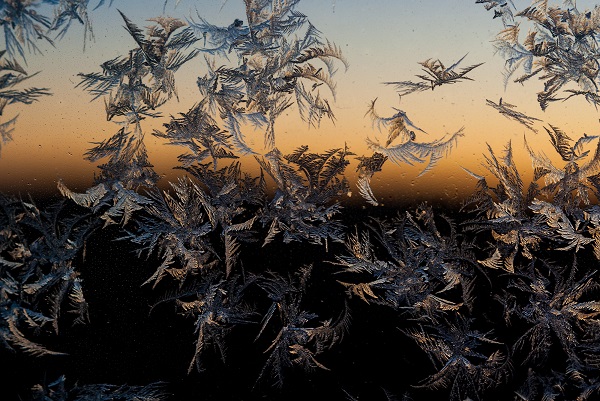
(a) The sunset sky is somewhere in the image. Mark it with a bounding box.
[1,0,600,206]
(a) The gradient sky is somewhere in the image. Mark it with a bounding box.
[1,0,600,206]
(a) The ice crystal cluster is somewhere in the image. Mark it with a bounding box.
[3,1,600,400]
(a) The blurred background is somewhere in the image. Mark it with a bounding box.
[1,0,599,207]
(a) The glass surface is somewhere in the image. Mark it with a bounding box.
[3,1,600,400]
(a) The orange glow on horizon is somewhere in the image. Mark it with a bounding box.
[1,1,600,208]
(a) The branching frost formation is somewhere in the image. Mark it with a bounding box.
[0,0,117,156]
[0,195,96,358]
[28,375,167,401]
[12,0,600,400]
[384,54,484,97]
[481,0,600,110]
[0,1,113,59]
[355,98,463,205]
[188,0,348,153]
[0,50,50,155]
[62,13,198,226]
[257,145,351,246]
[486,97,541,133]
[255,265,350,387]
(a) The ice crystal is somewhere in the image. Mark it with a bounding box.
[0,50,50,156]
[77,12,198,122]
[385,54,484,97]
[255,265,350,387]
[485,0,600,110]
[190,0,347,152]
[63,13,198,225]
[256,145,351,246]
[486,98,541,133]
[0,195,95,357]
[29,375,167,401]
[406,315,507,401]
[0,0,111,60]
[335,206,475,319]
[365,100,463,177]
[9,1,600,399]
[504,267,600,366]
[476,0,516,26]
[525,126,600,209]
[355,152,387,206]
[153,100,239,169]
